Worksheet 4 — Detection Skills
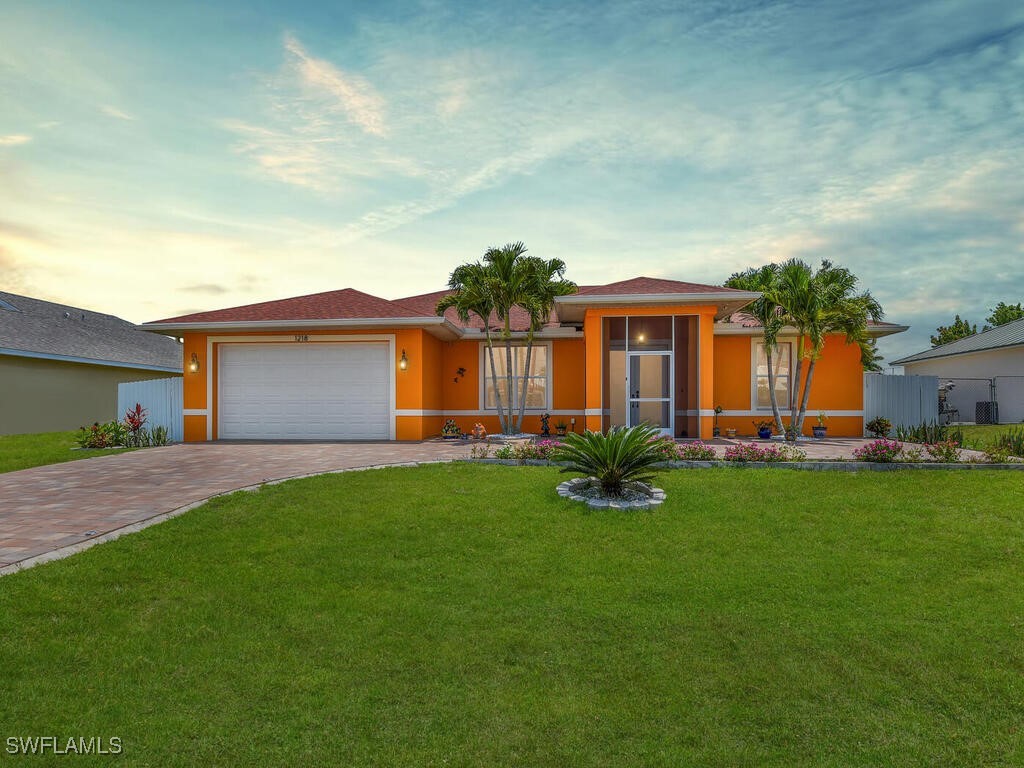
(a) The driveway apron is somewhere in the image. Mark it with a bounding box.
[0,442,467,572]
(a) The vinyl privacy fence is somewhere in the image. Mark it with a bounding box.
[863,373,939,430]
[117,377,183,442]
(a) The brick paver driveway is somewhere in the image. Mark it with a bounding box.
[0,441,468,573]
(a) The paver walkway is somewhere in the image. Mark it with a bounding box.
[0,441,468,572]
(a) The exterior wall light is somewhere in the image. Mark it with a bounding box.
[399,349,408,371]
[189,352,200,373]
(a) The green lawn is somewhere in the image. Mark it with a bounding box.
[2,464,1022,766]
[0,430,132,474]
[959,423,1024,448]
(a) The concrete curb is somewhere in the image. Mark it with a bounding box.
[0,460,448,579]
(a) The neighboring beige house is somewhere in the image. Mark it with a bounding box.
[893,318,1024,424]
[0,291,182,435]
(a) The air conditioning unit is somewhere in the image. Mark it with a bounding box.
[975,401,999,425]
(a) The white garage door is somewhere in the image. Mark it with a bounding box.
[219,343,391,440]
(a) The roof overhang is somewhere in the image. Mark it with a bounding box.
[139,316,464,341]
[714,322,909,338]
[0,347,182,373]
[554,291,761,322]
[893,340,1023,366]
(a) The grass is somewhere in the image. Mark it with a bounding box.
[959,423,1024,449]
[2,464,1022,766]
[0,430,132,474]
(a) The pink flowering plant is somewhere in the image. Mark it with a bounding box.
[852,439,903,463]
[723,443,786,463]
[677,441,717,461]
[646,435,681,461]
[924,439,961,463]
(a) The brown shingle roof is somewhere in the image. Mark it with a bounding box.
[149,276,744,331]
[575,276,748,296]
[152,288,423,325]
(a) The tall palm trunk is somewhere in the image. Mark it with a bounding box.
[515,335,534,433]
[765,346,785,434]
[789,334,805,435]
[795,359,817,433]
[503,319,515,435]
[484,331,508,434]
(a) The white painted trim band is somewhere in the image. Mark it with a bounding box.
[183,409,208,416]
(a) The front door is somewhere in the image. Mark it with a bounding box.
[627,351,672,435]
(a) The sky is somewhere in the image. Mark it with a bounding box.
[1,0,1022,364]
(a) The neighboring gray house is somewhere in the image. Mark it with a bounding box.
[893,318,1024,424]
[0,291,182,435]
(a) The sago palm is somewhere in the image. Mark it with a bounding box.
[552,424,664,497]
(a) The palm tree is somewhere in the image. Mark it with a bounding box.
[724,264,785,435]
[481,243,531,434]
[512,256,577,432]
[436,261,512,434]
[775,259,883,434]
[438,243,576,436]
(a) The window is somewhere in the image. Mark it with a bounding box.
[483,344,548,410]
[755,342,791,409]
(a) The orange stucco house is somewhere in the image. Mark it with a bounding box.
[141,277,905,442]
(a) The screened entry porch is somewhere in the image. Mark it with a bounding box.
[601,315,700,437]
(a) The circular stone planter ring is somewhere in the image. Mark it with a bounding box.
[556,477,666,510]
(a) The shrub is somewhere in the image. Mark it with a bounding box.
[492,445,514,459]
[677,441,717,461]
[900,446,925,463]
[723,443,789,463]
[123,403,148,447]
[468,443,490,459]
[513,439,563,461]
[983,445,1014,464]
[646,435,681,461]
[924,439,961,463]
[778,445,808,462]
[895,422,963,446]
[865,416,892,438]
[76,420,127,449]
[853,439,903,462]
[552,425,664,497]
[993,427,1024,459]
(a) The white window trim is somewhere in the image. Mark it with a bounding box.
[478,340,553,412]
[750,337,793,411]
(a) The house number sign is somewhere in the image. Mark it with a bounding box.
[294,335,310,342]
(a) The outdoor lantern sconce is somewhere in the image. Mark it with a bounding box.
[399,349,408,371]
[189,352,200,373]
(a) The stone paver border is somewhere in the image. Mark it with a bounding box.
[556,476,665,510]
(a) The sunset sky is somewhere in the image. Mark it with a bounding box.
[1,0,1022,362]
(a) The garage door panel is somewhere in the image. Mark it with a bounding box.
[219,343,390,440]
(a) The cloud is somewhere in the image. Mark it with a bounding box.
[182,282,230,295]
[282,33,386,137]
[0,134,31,146]
[101,105,136,120]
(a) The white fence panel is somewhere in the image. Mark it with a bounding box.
[117,377,183,442]
[994,376,1024,424]
[864,374,938,431]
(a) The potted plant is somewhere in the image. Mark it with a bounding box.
[813,412,828,439]
[752,419,774,440]
[713,405,723,437]
[441,419,461,439]
[554,419,569,437]
[785,424,799,442]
